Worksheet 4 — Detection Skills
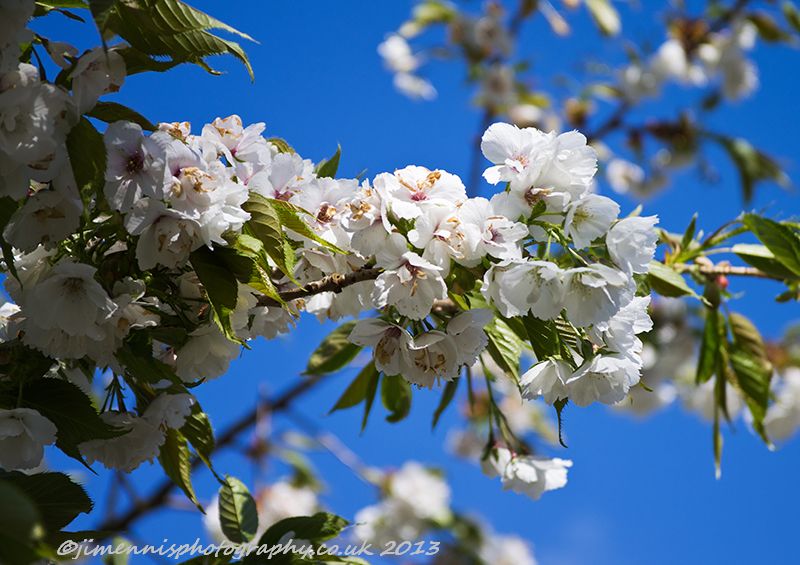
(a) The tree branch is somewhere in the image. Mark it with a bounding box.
[674,262,783,281]
[258,267,383,307]
[96,375,325,535]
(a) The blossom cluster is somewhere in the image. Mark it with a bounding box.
[618,21,759,103]
[0,0,658,501]
[0,115,658,480]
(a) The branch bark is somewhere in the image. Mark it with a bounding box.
[258,267,383,307]
[675,262,782,281]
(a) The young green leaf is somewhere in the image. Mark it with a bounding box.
[267,198,345,254]
[305,321,361,376]
[732,243,798,279]
[0,471,92,533]
[21,378,124,467]
[485,318,523,382]
[586,0,620,36]
[742,214,800,277]
[87,101,156,131]
[696,308,722,384]
[432,378,459,429]
[181,404,221,481]
[381,374,412,423]
[315,144,341,178]
[647,261,698,298]
[329,361,378,414]
[716,137,787,202]
[0,481,43,564]
[190,247,242,343]
[256,512,348,547]
[158,428,201,511]
[522,315,561,360]
[103,0,256,79]
[218,477,258,544]
[67,117,106,201]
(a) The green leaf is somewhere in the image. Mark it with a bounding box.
[586,0,620,35]
[680,213,698,253]
[0,471,92,533]
[190,246,242,343]
[553,397,569,448]
[485,318,522,382]
[432,378,459,429]
[0,481,43,564]
[218,476,258,544]
[696,309,722,384]
[36,0,88,8]
[267,137,295,154]
[102,0,256,79]
[381,374,411,423]
[717,137,787,202]
[305,321,361,376]
[732,243,798,279]
[242,195,297,283]
[0,197,20,282]
[784,1,800,33]
[67,117,106,200]
[742,214,800,277]
[117,345,183,385]
[87,0,117,34]
[647,261,697,298]
[315,145,341,178]
[267,198,345,254]
[727,312,773,443]
[748,11,789,42]
[329,361,377,413]
[729,347,772,443]
[87,101,156,131]
[158,428,201,511]
[117,45,182,74]
[522,315,561,360]
[181,403,220,481]
[220,235,282,303]
[257,512,348,547]
[21,378,123,467]
[361,365,380,433]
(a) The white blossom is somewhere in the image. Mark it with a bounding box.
[0,408,57,470]
[561,264,633,328]
[520,358,570,405]
[403,330,460,388]
[566,354,641,407]
[446,309,492,367]
[375,166,466,221]
[482,446,572,500]
[175,324,241,382]
[80,411,164,472]
[3,186,82,251]
[70,47,126,113]
[103,122,168,212]
[606,158,646,194]
[349,319,414,376]
[481,260,564,319]
[606,215,659,275]
[372,234,447,320]
[564,194,619,249]
[21,260,118,359]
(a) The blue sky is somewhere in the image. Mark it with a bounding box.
[37,1,800,563]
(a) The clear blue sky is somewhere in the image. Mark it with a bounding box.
[38,1,800,563]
